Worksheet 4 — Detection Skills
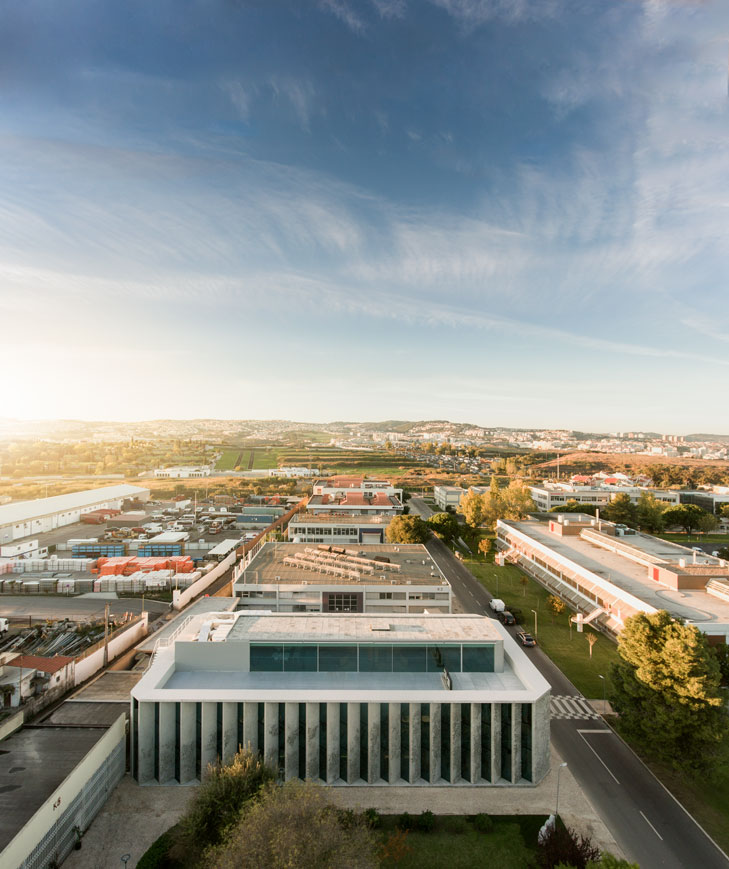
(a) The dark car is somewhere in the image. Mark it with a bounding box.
[498,610,516,626]
[516,631,537,647]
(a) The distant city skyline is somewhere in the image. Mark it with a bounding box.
[1,1,728,430]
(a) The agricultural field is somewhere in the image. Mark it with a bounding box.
[215,449,242,470]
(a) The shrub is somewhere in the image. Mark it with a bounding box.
[473,813,493,833]
[136,827,178,869]
[380,829,413,864]
[396,812,415,831]
[363,807,381,829]
[338,808,357,829]
[538,823,601,869]
[417,810,435,832]
[442,816,469,834]
[179,748,275,852]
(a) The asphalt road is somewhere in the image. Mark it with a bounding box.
[0,595,169,622]
[419,518,729,868]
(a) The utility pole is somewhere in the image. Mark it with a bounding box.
[103,603,110,667]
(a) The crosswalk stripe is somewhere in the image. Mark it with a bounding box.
[550,695,603,721]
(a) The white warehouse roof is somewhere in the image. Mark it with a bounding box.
[0,485,149,527]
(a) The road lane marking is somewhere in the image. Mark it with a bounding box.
[640,810,664,841]
[577,730,620,784]
[577,729,612,734]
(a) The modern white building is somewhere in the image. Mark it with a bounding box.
[234,543,452,614]
[154,466,211,479]
[287,513,392,545]
[312,476,403,499]
[0,485,150,545]
[496,513,729,641]
[528,483,680,513]
[131,612,550,787]
[434,486,466,512]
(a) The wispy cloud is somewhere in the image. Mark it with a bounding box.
[319,0,367,33]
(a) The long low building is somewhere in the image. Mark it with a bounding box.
[0,485,150,544]
[528,483,679,512]
[131,611,551,787]
[307,492,403,516]
[234,542,452,614]
[496,514,729,641]
[287,512,392,545]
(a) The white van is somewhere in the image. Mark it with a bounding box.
[489,598,505,613]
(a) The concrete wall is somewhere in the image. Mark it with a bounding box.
[2,714,126,869]
[172,550,237,610]
[74,614,149,685]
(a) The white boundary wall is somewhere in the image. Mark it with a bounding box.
[74,613,149,685]
[172,550,237,610]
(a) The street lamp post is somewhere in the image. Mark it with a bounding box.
[531,608,538,637]
[598,674,606,713]
[555,761,568,818]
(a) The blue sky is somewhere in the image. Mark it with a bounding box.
[1,0,728,431]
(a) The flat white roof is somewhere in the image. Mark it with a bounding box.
[504,519,729,629]
[148,531,189,543]
[0,485,149,527]
[226,612,502,644]
[208,538,242,556]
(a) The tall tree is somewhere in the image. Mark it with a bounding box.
[608,611,728,769]
[459,490,485,527]
[427,512,460,544]
[385,514,430,544]
[635,492,666,534]
[603,493,638,526]
[661,504,707,535]
[208,781,378,869]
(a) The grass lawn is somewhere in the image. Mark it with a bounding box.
[378,814,544,869]
[215,449,241,470]
[656,533,729,545]
[465,556,619,698]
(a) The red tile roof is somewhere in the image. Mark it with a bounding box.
[8,655,74,674]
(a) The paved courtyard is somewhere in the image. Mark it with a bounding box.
[63,742,622,867]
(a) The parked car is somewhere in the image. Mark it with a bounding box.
[498,610,516,626]
[516,631,537,647]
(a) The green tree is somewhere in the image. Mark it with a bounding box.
[427,512,460,544]
[547,595,567,622]
[477,537,492,558]
[459,490,485,528]
[500,480,536,521]
[550,500,598,516]
[208,780,378,869]
[587,856,640,869]
[603,493,638,526]
[720,505,729,520]
[385,514,430,544]
[180,748,275,854]
[661,504,707,535]
[635,492,666,534]
[696,511,719,535]
[608,611,728,769]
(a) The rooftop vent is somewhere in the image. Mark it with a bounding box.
[370,623,391,631]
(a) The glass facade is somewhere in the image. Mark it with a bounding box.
[400,703,409,782]
[521,704,532,782]
[481,704,491,782]
[380,704,389,782]
[298,703,306,777]
[441,704,451,782]
[460,704,470,782]
[319,704,327,781]
[420,704,430,782]
[249,642,495,673]
[501,704,512,783]
[339,704,348,781]
[360,704,368,781]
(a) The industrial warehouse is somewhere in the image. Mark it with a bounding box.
[131,611,551,787]
[0,485,150,545]
[496,513,729,642]
[233,542,452,614]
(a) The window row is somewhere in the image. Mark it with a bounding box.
[249,642,495,673]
